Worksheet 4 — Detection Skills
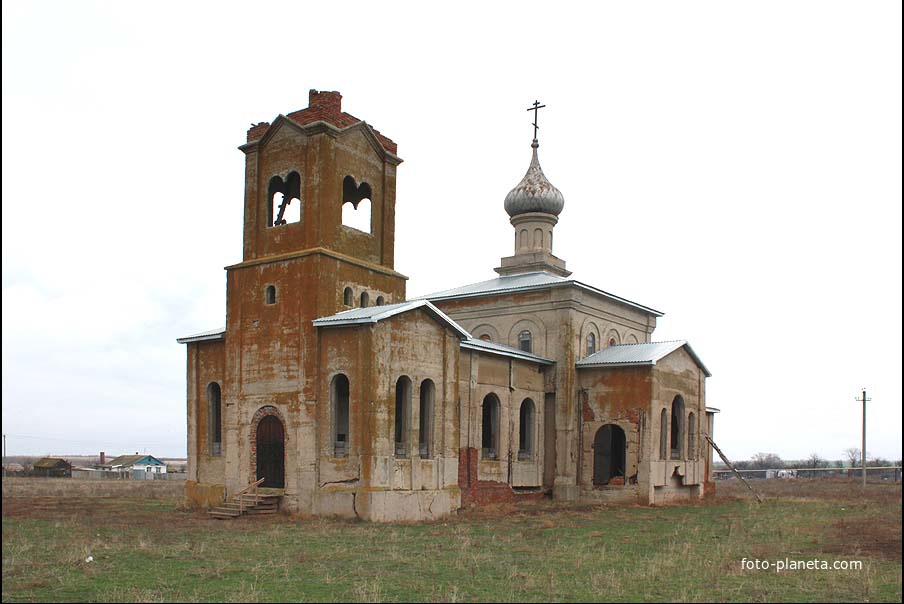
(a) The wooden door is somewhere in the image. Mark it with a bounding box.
[593,424,626,486]
[256,415,285,488]
[593,426,610,485]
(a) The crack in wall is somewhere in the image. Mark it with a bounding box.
[319,477,360,488]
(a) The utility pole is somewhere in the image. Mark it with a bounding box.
[3,434,6,478]
[855,389,871,488]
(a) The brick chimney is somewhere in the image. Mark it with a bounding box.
[308,89,342,116]
[99,451,105,465]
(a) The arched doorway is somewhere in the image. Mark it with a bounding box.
[592,424,626,486]
[256,415,285,488]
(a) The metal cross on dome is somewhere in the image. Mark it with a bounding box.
[527,100,546,142]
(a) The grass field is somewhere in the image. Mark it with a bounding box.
[2,477,901,602]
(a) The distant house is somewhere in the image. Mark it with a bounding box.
[32,457,72,477]
[107,454,167,474]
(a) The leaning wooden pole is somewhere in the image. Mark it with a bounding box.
[702,432,763,504]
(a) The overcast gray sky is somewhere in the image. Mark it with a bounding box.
[2,1,901,463]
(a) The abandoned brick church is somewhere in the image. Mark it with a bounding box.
[178,90,717,521]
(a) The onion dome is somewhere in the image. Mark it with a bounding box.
[504,141,565,217]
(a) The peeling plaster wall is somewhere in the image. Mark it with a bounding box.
[458,350,548,504]
[313,309,462,520]
[185,340,226,489]
[576,365,650,502]
[576,348,710,505]
[185,94,411,517]
[649,347,708,503]
[435,283,657,501]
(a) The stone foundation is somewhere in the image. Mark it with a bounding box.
[185,480,226,509]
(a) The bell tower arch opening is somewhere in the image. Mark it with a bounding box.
[342,175,373,233]
[267,171,302,227]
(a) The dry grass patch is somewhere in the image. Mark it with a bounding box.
[2,478,901,602]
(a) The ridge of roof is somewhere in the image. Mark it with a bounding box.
[461,337,555,365]
[416,271,663,317]
[108,454,164,466]
[33,457,70,468]
[176,327,226,344]
[576,340,711,377]
[313,299,471,339]
[413,271,565,300]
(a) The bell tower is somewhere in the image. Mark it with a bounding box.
[238,90,403,272]
[222,92,408,406]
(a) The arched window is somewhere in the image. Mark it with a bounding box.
[418,379,435,458]
[394,376,412,457]
[360,292,369,308]
[481,394,500,459]
[207,383,222,456]
[265,285,276,305]
[670,395,685,460]
[586,333,596,356]
[343,287,354,307]
[518,399,535,460]
[479,334,492,342]
[331,374,350,458]
[518,330,532,353]
[659,408,668,460]
[609,338,617,347]
[687,412,696,460]
[376,296,385,306]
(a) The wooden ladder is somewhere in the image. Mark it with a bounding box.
[208,478,281,519]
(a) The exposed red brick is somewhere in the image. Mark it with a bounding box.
[281,89,398,155]
[458,447,546,505]
[247,122,270,143]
